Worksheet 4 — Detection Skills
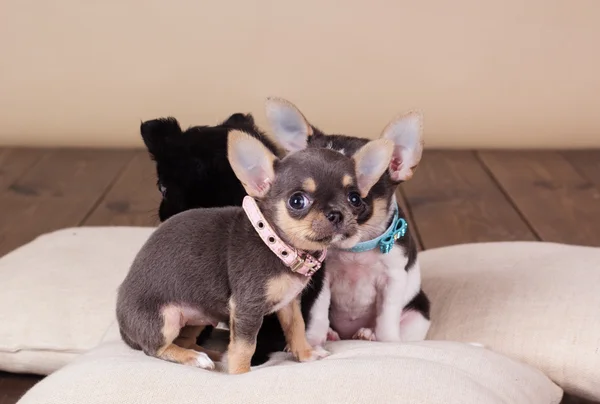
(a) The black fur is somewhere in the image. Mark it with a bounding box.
[404,289,431,320]
[141,113,280,219]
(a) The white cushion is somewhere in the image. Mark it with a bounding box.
[17,339,562,404]
[0,228,595,400]
[0,227,155,374]
[422,242,600,401]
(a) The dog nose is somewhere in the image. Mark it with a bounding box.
[326,210,343,225]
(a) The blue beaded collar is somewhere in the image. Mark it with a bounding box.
[343,203,407,254]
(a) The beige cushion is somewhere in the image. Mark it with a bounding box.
[422,242,600,401]
[0,227,155,374]
[17,338,562,404]
[0,228,595,400]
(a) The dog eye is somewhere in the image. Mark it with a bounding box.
[288,192,310,210]
[348,191,362,207]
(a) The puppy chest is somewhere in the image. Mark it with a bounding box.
[265,274,309,313]
[328,247,410,313]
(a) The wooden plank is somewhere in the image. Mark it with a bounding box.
[83,151,160,227]
[478,151,600,247]
[0,372,42,404]
[0,148,46,192]
[7,149,133,199]
[0,149,134,256]
[396,188,423,251]
[0,196,97,256]
[561,150,600,189]
[401,151,537,250]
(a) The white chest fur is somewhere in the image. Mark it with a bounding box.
[326,244,421,340]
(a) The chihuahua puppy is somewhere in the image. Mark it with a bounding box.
[140,113,328,365]
[264,98,430,346]
[117,130,393,373]
[140,113,280,219]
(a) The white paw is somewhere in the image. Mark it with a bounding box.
[326,328,341,341]
[353,328,376,341]
[313,345,331,359]
[194,352,215,370]
[301,346,331,362]
[467,342,486,348]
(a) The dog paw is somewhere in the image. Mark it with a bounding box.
[326,328,341,341]
[312,345,331,359]
[353,327,376,341]
[193,352,215,370]
[296,346,331,362]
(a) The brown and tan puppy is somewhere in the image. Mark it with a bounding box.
[116,130,393,374]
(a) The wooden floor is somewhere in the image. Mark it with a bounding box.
[1,148,599,404]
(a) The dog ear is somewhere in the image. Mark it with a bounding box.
[228,130,278,198]
[265,97,313,153]
[352,139,394,197]
[140,117,182,160]
[380,111,424,182]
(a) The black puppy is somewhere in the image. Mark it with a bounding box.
[141,113,326,366]
[141,113,280,218]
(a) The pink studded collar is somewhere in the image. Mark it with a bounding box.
[242,196,327,277]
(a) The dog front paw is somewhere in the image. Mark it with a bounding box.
[326,328,341,341]
[352,327,376,341]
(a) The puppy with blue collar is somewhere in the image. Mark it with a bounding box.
[265,98,430,346]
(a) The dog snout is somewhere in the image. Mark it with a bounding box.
[326,210,343,226]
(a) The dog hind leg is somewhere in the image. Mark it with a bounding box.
[174,325,223,362]
[399,310,430,342]
[154,307,215,369]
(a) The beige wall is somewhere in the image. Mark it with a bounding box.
[1,0,599,149]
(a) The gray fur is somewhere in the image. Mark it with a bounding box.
[116,147,365,357]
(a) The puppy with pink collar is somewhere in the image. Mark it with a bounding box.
[116,128,394,374]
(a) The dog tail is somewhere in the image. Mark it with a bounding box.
[140,117,183,161]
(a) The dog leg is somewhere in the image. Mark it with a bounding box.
[190,344,223,362]
[326,328,341,341]
[227,299,263,375]
[277,299,330,362]
[174,325,204,348]
[155,307,215,369]
[159,344,215,369]
[399,310,430,342]
[174,325,223,362]
[373,277,405,342]
[305,273,332,348]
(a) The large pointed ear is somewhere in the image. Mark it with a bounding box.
[140,117,182,160]
[227,130,277,198]
[353,139,394,197]
[265,97,313,153]
[380,111,424,182]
